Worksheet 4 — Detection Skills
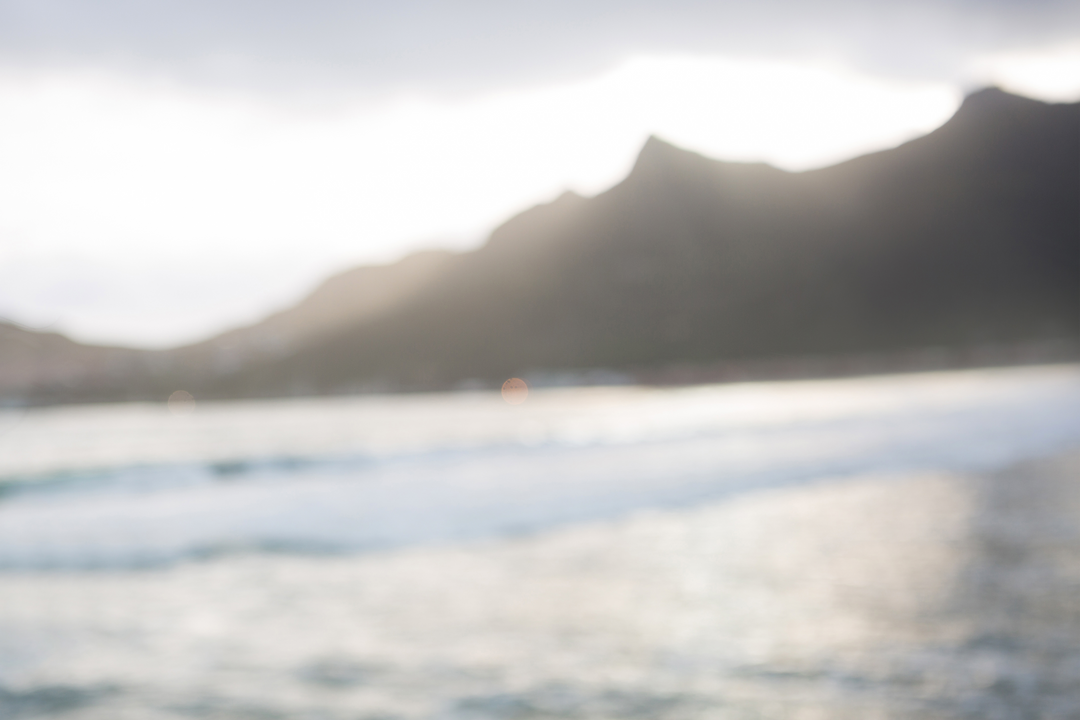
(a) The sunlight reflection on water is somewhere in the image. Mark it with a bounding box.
[0,366,1078,718]
[2,458,1078,718]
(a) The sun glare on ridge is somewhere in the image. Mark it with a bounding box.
[0,56,962,346]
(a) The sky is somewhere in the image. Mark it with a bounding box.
[1,0,1079,348]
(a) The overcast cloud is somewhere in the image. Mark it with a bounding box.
[1,0,1077,347]
[2,0,1078,98]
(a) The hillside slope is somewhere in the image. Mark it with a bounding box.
[212,88,1078,395]
[2,88,1076,403]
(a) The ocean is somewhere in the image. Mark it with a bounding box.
[1,364,1079,719]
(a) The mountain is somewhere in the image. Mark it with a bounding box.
[0,251,457,404]
[0,322,141,405]
[205,87,1078,396]
[176,250,456,372]
[2,88,1077,404]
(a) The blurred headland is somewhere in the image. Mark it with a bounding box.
[1,87,1077,405]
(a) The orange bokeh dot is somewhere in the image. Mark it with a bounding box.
[501,377,529,405]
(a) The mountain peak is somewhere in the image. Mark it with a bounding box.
[634,135,682,162]
[953,86,1045,119]
[626,135,706,180]
[553,189,584,203]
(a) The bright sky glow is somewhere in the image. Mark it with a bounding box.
[968,43,1080,102]
[0,53,1030,347]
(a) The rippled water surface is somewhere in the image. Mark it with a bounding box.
[1,365,1079,718]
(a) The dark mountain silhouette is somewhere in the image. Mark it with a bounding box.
[1,88,1077,404]
[207,87,1077,396]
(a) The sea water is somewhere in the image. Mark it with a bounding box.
[1,365,1079,718]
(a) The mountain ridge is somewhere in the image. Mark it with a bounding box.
[2,87,1076,404]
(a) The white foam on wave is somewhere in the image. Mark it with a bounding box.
[0,365,1078,569]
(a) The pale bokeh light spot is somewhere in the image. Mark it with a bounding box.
[501,378,529,405]
[167,390,196,415]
